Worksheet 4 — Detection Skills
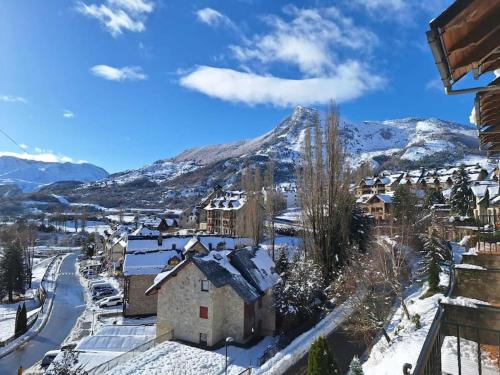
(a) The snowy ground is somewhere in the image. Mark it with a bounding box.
[106,291,360,375]
[107,336,276,375]
[0,254,65,358]
[361,241,498,375]
[0,257,55,342]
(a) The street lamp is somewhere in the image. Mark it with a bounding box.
[225,336,234,375]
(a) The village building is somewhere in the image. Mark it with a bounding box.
[122,235,250,317]
[203,190,247,236]
[145,246,279,347]
[356,193,394,221]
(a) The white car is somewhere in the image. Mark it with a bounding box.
[99,295,123,308]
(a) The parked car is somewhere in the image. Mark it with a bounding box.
[92,288,116,301]
[99,295,123,308]
[41,350,60,367]
[90,282,113,294]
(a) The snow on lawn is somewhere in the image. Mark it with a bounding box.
[362,241,466,375]
[108,337,275,375]
[0,257,55,342]
[442,336,500,374]
[362,288,443,375]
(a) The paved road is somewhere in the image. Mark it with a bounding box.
[0,253,85,374]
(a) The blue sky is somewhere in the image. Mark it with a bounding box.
[0,0,487,173]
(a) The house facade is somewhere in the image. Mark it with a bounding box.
[357,193,393,221]
[146,247,278,347]
[204,191,247,236]
[122,235,250,317]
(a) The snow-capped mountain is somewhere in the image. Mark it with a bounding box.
[33,107,483,209]
[0,156,108,192]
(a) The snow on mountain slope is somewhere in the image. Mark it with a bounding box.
[343,117,478,167]
[106,107,480,187]
[39,107,482,209]
[0,156,108,192]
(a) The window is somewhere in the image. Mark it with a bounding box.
[172,244,176,250]
[199,333,208,345]
[208,243,213,250]
[199,306,208,319]
[201,280,209,292]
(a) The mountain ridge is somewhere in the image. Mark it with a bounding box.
[0,156,109,192]
[7,106,485,212]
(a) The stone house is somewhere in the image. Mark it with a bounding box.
[146,247,278,347]
[122,235,250,317]
[123,250,181,316]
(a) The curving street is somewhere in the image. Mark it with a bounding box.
[0,252,85,374]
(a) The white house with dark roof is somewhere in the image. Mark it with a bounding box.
[145,246,279,347]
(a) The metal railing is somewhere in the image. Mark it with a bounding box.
[86,329,174,374]
[410,262,456,375]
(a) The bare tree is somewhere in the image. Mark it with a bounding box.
[376,238,412,320]
[337,248,394,344]
[238,167,265,246]
[297,104,355,280]
[265,160,277,260]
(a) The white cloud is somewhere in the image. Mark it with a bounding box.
[180,63,385,107]
[348,0,454,23]
[181,5,384,107]
[19,144,28,150]
[196,8,236,29]
[230,6,377,76]
[0,95,27,103]
[76,0,154,37]
[425,78,444,92]
[63,110,75,119]
[0,150,80,163]
[90,65,148,81]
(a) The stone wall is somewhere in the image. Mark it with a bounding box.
[124,275,157,316]
[454,268,500,303]
[441,304,500,345]
[156,262,246,347]
[254,290,276,336]
[461,254,500,269]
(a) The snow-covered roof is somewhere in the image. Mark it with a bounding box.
[126,236,191,253]
[96,325,156,337]
[376,194,394,203]
[76,335,153,353]
[123,250,181,276]
[131,226,160,236]
[147,247,279,303]
[204,196,246,211]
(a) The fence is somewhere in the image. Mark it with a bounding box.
[476,241,500,254]
[86,329,174,374]
[410,265,456,375]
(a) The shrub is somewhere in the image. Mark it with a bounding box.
[307,336,339,375]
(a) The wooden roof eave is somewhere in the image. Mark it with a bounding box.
[427,0,500,88]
